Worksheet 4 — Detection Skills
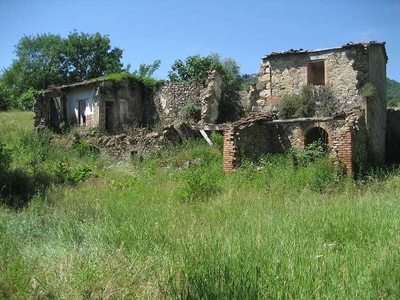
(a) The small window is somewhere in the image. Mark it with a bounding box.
[307,61,325,85]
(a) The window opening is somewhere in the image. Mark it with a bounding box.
[307,61,325,85]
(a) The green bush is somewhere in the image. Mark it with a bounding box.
[180,102,201,122]
[67,165,94,183]
[359,82,377,98]
[278,85,336,119]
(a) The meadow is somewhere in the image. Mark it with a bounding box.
[0,111,399,299]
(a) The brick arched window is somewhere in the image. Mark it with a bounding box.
[305,127,329,151]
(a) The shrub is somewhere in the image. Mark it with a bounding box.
[0,138,11,173]
[0,138,12,199]
[278,85,336,119]
[180,102,201,122]
[359,82,377,98]
[67,165,94,183]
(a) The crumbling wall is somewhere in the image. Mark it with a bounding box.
[156,70,225,125]
[98,79,144,132]
[34,89,62,129]
[222,114,366,175]
[66,85,99,127]
[256,43,387,114]
[365,44,387,165]
[157,81,203,124]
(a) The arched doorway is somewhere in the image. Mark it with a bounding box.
[305,127,329,151]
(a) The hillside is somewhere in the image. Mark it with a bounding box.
[387,78,400,106]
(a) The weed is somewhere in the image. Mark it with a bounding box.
[67,165,94,183]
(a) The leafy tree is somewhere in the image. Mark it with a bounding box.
[168,53,244,91]
[14,33,65,90]
[0,80,16,111]
[221,57,243,91]
[63,30,123,83]
[133,59,161,78]
[168,54,225,83]
[0,31,124,110]
[240,73,258,90]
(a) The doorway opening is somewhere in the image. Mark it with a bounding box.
[105,101,114,131]
[78,100,86,125]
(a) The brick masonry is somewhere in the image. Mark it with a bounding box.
[222,114,366,175]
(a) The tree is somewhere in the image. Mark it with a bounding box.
[63,30,123,83]
[168,53,243,91]
[133,59,161,78]
[0,80,15,111]
[14,33,65,90]
[220,57,242,91]
[0,31,124,110]
[168,54,224,82]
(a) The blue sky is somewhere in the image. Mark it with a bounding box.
[0,0,399,81]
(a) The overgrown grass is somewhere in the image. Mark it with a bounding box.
[1,111,400,299]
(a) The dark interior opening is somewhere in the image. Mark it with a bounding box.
[105,101,114,131]
[305,127,328,151]
[307,61,325,85]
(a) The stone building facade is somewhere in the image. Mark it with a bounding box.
[223,42,388,174]
[34,71,225,132]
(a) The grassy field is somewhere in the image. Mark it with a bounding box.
[0,111,400,299]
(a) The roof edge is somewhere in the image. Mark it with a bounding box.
[262,41,387,60]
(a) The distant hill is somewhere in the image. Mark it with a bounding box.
[387,78,400,106]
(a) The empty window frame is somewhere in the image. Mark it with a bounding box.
[307,61,325,85]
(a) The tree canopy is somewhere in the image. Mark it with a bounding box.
[167,53,244,91]
[132,59,161,78]
[168,54,224,83]
[0,31,123,110]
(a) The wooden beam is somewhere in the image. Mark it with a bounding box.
[199,129,213,146]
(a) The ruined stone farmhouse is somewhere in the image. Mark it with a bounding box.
[222,41,388,174]
[34,69,225,132]
[34,41,391,174]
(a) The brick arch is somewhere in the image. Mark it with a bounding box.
[302,124,332,149]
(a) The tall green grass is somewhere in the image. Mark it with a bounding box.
[1,111,400,299]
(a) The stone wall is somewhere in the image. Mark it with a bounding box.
[222,114,369,175]
[256,42,387,115]
[156,70,225,125]
[157,81,203,124]
[34,71,227,133]
[365,44,388,165]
